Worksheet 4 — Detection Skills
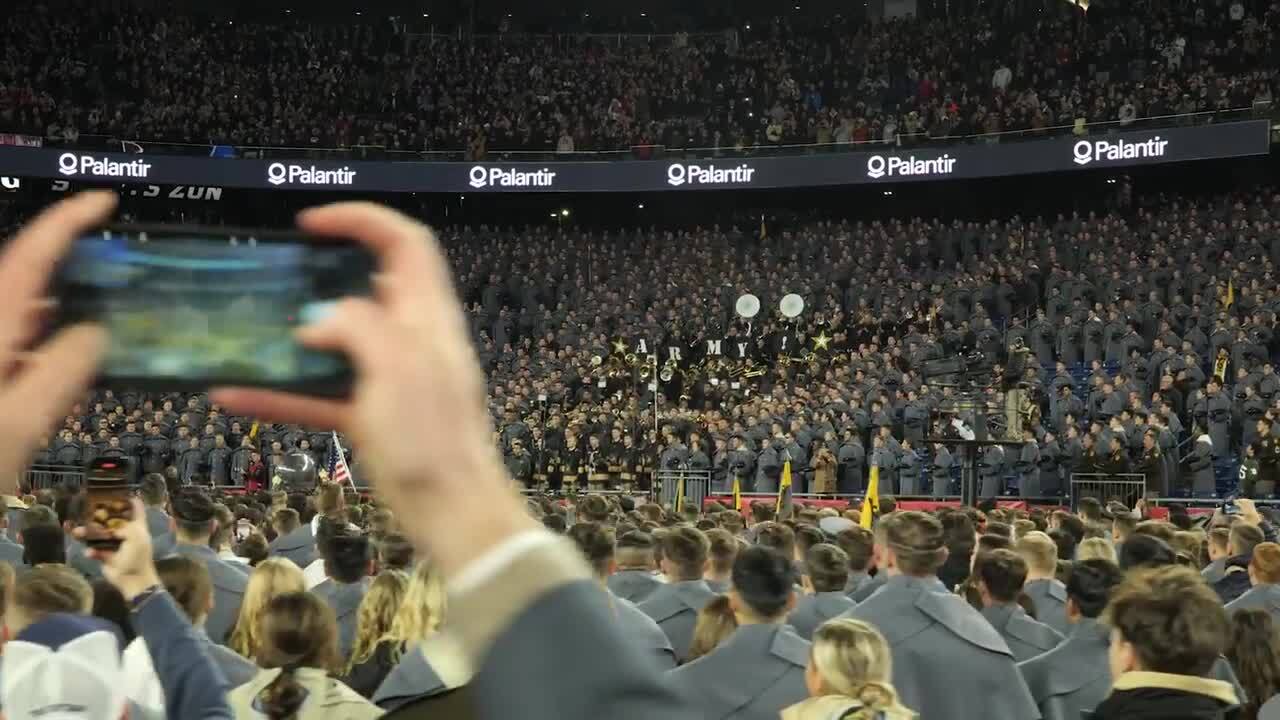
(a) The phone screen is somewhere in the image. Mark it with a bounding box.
[82,458,134,549]
[54,226,375,393]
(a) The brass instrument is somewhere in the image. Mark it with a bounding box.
[590,355,603,367]
[638,364,653,381]
[659,357,678,383]
[624,353,638,366]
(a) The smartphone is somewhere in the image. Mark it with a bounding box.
[51,225,376,395]
[82,458,134,549]
[1223,495,1239,515]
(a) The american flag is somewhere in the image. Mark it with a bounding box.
[328,431,355,490]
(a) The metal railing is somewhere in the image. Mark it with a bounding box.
[656,469,712,511]
[18,464,86,492]
[1070,473,1148,511]
[20,104,1273,164]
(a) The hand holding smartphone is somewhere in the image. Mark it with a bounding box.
[49,224,376,395]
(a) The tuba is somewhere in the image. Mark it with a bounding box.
[659,358,678,383]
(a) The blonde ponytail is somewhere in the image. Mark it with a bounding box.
[810,620,916,720]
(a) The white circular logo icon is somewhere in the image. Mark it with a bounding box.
[57,153,79,176]
[468,166,488,189]
[866,155,887,179]
[1072,140,1093,166]
[266,163,288,185]
[666,163,687,187]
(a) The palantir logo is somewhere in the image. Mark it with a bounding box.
[666,164,687,187]
[866,155,887,179]
[1073,141,1093,166]
[267,163,288,185]
[468,166,488,189]
[58,153,79,176]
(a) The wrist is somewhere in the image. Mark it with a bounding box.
[117,571,162,602]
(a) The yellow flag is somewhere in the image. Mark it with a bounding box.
[675,474,686,514]
[860,465,880,529]
[248,422,259,440]
[759,214,767,240]
[776,460,793,515]
[732,475,742,511]
[1226,279,1235,309]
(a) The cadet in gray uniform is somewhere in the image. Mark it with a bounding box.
[311,526,373,660]
[896,439,922,496]
[668,546,809,720]
[567,522,676,671]
[787,544,856,641]
[1019,557,1125,720]
[979,444,1005,498]
[607,531,663,604]
[1224,543,1280,624]
[170,489,248,645]
[842,512,1039,720]
[1016,531,1071,636]
[1016,430,1042,498]
[931,442,954,498]
[637,527,717,662]
[974,549,1064,661]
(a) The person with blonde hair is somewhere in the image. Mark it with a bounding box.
[782,618,915,720]
[1076,537,1118,565]
[341,569,410,697]
[228,592,380,720]
[228,557,307,661]
[686,594,737,662]
[1015,530,1069,635]
[369,561,473,711]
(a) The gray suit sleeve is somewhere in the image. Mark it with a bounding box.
[448,539,696,720]
[133,590,234,720]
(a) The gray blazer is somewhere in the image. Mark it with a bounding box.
[850,573,886,603]
[174,542,248,645]
[1225,583,1280,622]
[145,505,176,559]
[637,580,717,662]
[844,574,1040,720]
[788,592,856,641]
[1024,578,1070,636]
[1018,617,1111,720]
[608,569,663,604]
[981,604,1064,662]
[667,623,809,720]
[616,595,677,670]
[1203,557,1229,585]
[372,644,447,711]
[705,578,731,594]
[314,577,372,660]
[65,536,104,580]
[843,572,871,598]
[267,523,316,569]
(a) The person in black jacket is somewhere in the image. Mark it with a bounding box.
[1215,522,1266,605]
[1093,566,1237,720]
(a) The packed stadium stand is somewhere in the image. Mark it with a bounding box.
[0,2,1279,720]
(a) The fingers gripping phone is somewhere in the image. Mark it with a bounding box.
[50,225,376,395]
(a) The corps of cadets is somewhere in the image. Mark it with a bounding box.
[31,390,334,488]
[481,188,1280,499]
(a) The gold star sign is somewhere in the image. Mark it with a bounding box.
[813,332,832,351]
[612,338,627,355]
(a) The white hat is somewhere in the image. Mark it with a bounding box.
[1,614,124,720]
[1197,434,1213,446]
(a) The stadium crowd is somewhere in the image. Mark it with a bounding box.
[0,0,1275,154]
[0,191,1276,720]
